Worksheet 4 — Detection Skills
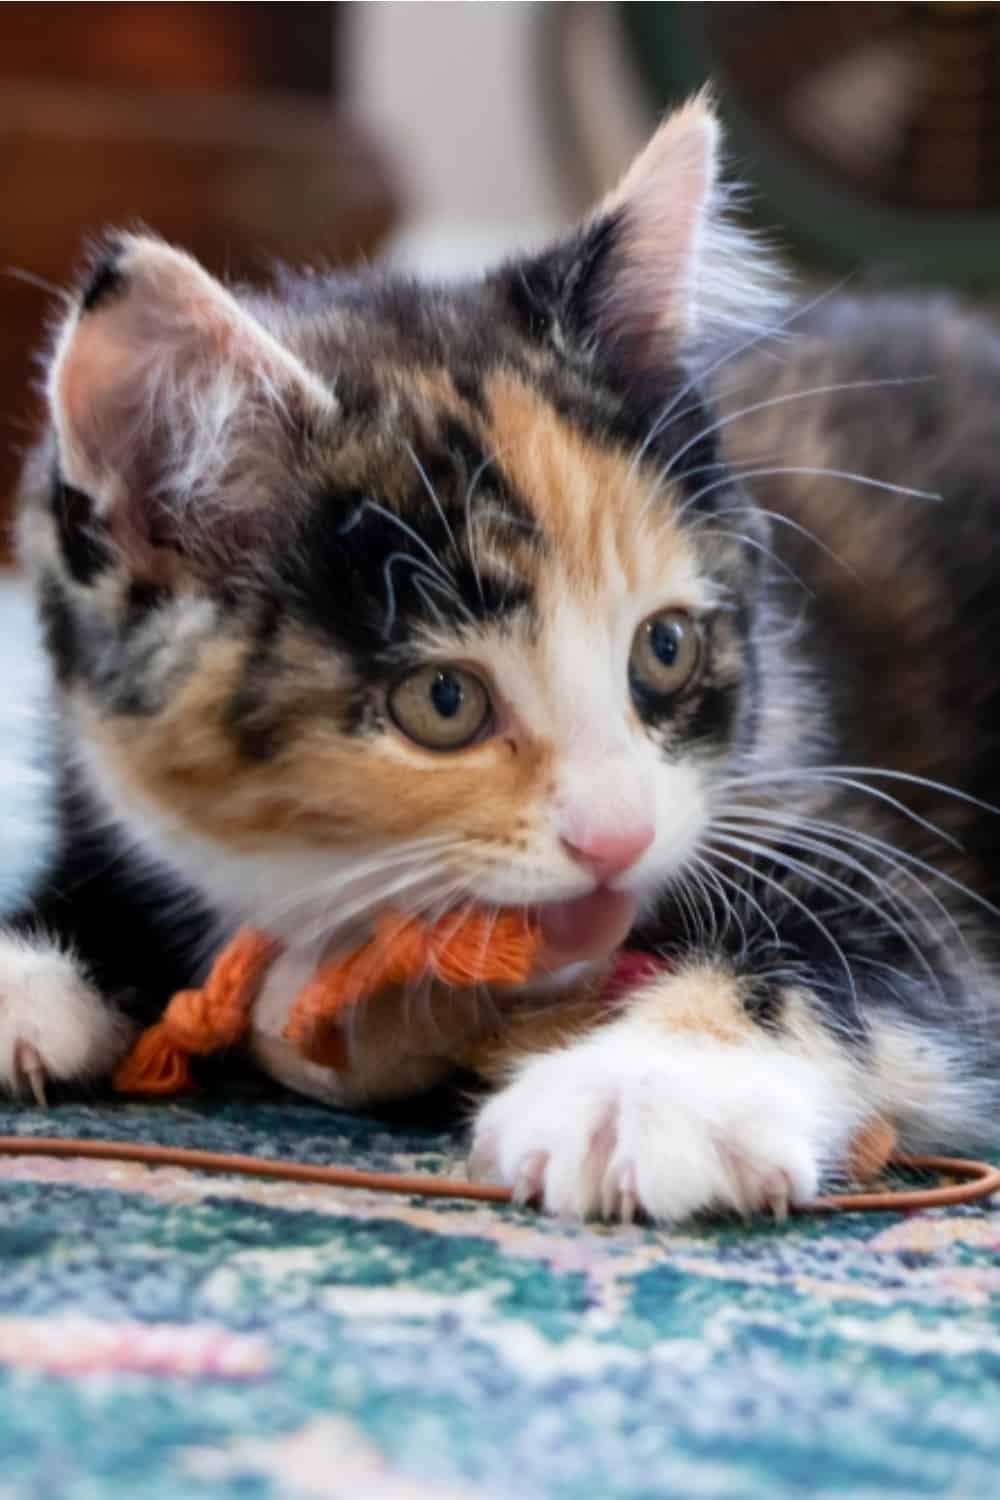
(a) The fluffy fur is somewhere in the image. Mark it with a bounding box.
[5,95,1000,1221]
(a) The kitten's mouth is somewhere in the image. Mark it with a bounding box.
[534,888,638,969]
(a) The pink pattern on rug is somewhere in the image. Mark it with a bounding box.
[0,1317,269,1379]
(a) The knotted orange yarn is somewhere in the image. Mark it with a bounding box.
[113,909,540,1096]
[113,928,279,1095]
[284,909,540,1052]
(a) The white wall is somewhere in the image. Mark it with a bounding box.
[347,1,565,250]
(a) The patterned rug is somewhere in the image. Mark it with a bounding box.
[0,1087,997,1500]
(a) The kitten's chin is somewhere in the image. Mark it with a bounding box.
[535,889,638,969]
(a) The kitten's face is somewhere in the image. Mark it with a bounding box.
[26,98,775,964]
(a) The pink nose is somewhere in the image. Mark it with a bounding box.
[560,825,655,882]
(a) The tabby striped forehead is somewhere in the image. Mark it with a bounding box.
[282,356,718,688]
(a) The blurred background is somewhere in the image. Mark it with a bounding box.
[5,1,1000,557]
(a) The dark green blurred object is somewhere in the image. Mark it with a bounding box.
[620,2,1000,286]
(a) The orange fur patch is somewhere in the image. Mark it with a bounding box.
[77,627,554,851]
[483,370,692,597]
[628,961,753,1044]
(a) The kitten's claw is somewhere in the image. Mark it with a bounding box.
[13,1040,48,1107]
[765,1173,790,1223]
[616,1163,639,1226]
[511,1149,548,1207]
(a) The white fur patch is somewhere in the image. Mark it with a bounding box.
[0,934,133,1096]
[470,1012,861,1222]
[0,581,57,921]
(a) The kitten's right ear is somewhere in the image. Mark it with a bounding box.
[48,234,334,570]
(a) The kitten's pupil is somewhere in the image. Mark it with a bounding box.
[649,620,680,667]
[431,671,464,719]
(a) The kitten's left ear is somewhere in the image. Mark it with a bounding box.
[578,93,783,372]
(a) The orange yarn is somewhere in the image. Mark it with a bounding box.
[113,929,279,1095]
[113,909,540,1096]
[283,910,540,1050]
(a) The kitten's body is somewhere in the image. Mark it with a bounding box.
[3,101,999,1216]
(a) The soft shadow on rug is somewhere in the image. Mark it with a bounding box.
[0,1087,997,1500]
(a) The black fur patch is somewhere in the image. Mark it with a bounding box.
[80,252,123,314]
[740,976,785,1033]
[223,602,287,761]
[503,262,555,344]
[283,410,539,692]
[10,756,217,1026]
[36,573,79,684]
[561,213,622,343]
[123,581,170,631]
[52,482,112,586]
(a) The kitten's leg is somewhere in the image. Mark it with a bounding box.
[0,932,134,1102]
[469,958,961,1222]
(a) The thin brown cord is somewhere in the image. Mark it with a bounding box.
[0,1136,997,1215]
[809,1155,1000,1213]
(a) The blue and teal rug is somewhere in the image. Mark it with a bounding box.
[0,1087,997,1500]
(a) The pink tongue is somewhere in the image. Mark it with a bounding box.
[537,889,638,968]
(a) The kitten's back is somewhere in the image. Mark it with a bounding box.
[720,296,1000,882]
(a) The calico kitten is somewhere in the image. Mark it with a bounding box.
[4,97,1000,1221]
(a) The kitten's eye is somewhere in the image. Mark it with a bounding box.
[630,610,701,699]
[388,666,492,750]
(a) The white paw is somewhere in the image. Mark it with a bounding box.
[470,1022,852,1224]
[0,935,132,1101]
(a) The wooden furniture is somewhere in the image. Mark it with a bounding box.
[1,4,400,559]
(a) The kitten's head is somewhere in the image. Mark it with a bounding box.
[23,96,784,964]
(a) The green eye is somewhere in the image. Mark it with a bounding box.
[388,665,492,750]
[630,610,701,699]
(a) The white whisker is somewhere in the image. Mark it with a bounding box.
[659,377,936,491]
[705,844,858,1006]
[628,276,854,480]
[713,805,1000,926]
[345,497,456,591]
[716,767,968,851]
[693,526,814,595]
[462,455,495,609]
[709,828,944,1000]
[405,438,460,558]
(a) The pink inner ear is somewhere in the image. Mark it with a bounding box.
[55,316,140,484]
[49,236,334,513]
[596,97,719,351]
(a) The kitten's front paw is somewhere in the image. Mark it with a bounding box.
[0,936,131,1102]
[470,1024,845,1224]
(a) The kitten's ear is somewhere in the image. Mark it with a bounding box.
[48,233,334,567]
[580,93,783,372]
